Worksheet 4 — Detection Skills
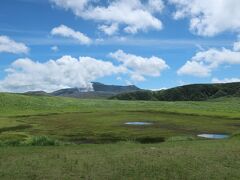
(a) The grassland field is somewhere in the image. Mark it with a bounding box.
[0,93,240,179]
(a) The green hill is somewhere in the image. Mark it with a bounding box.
[0,93,88,116]
[112,82,240,101]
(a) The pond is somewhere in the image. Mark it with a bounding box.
[125,122,153,125]
[197,134,229,139]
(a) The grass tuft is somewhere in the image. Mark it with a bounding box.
[0,136,62,147]
[0,139,22,147]
[25,136,60,146]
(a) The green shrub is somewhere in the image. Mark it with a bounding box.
[25,136,60,146]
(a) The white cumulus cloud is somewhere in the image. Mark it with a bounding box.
[148,0,165,13]
[50,0,89,13]
[212,77,240,83]
[110,49,169,82]
[178,42,240,77]
[51,45,59,52]
[0,56,126,92]
[233,41,240,51]
[0,48,170,92]
[178,61,211,77]
[51,25,91,44]
[50,0,164,34]
[0,35,29,54]
[169,0,240,36]
[98,23,119,36]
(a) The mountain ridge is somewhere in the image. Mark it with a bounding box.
[25,82,141,99]
[23,82,240,101]
[111,82,240,101]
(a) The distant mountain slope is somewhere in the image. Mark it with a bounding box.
[51,82,141,98]
[24,91,49,96]
[51,89,116,99]
[111,82,240,101]
[92,82,139,92]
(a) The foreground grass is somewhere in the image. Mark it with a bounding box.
[0,140,240,179]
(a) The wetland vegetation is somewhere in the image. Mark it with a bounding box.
[0,93,240,179]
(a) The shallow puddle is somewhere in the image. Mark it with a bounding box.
[125,122,152,125]
[197,134,229,139]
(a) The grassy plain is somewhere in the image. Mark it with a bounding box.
[0,93,240,179]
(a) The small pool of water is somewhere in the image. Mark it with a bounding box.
[125,122,152,125]
[197,134,229,139]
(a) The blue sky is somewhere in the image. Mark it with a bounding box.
[0,0,240,92]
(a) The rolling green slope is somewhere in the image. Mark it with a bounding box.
[1,93,240,118]
[0,93,86,116]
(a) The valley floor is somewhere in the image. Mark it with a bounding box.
[0,93,240,179]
